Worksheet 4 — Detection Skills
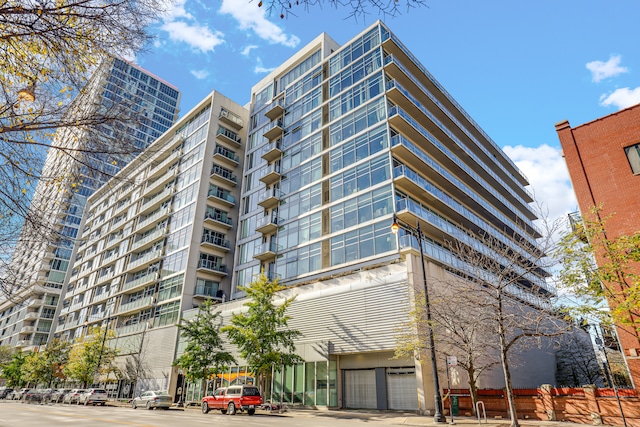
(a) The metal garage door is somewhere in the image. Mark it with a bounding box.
[344,369,377,409]
[386,367,418,410]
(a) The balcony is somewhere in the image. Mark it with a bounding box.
[116,295,155,316]
[137,207,171,233]
[255,215,279,235]
[20,325,35,334]
[213,144,240,166]
[15,339,33,348]
[93,290,112,303]
[207,186,236,207]
[127,249,163,272]
[219,109,244,129]
[193,282,222,300]
[260,140,282,163]
[216,127,241,145]
[138,187,174,216]
[264,98,285,121]
[201,234,231,251]
[257,187,283,209]
[210,165,238,186]
[148,150,181,180]
[197,259,228,276]
[143,168,177,197]
[28,298,43,308]
[253,241,281,261]
[204,211,233,229]
[95,271,115,286]
[131,228,167,252]
[263,119,284,141]
[24,312,39,321]
[258,164,281,186]
[121,272,158,293]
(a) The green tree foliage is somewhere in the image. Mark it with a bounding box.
[557,207,640,330]
[21,338,71,387]
[64,326,117,387]
[1,350,26,387]
[175,299,235,394]
[222,273,302,391]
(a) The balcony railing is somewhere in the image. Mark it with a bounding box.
[264,98,285,121]
[197,259,228,275]
[116,321,151,337]
[116,295,154,315]
[260,140,283,163]
[121,272,158,293]
[127,249,163,271]
[216,127,241,144]
[219,109,244,129]
[137,207,170,231]
[214,145,240,164]
[210,165,238,184]
[204,210,232,227]
[207,186,236,206]
[201,234,230,249]
[131,228,167,251]
[194,283,221,299]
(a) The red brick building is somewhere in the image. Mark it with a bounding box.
[556,103,640,388]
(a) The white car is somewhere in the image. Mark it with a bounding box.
[78,388,108,406]
[131,391,172,410]
[63,389,85,404]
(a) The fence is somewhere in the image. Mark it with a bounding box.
[443,385,640,427]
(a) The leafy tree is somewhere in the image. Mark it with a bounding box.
[22,338,71,387]
[1,351,27,387]
[64,326,117,387]
[222,273,302,393]
[174,299,235,396]
[0,344,14,367]
[557,207,640,335]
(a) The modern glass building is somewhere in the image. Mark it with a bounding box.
[54,92,247,397]
[0,58,180,351]
[226,21,554,411]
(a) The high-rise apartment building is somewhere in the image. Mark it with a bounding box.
[55,92,247,396]
[0,58,180,351]
[31,22,557,410]
[556,103,640,388]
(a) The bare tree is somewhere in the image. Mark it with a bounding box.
[259,0,427,21]
[443,215,567,427]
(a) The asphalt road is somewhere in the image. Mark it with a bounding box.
[0,400,385,427]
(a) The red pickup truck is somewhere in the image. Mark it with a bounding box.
[201,385,262,415]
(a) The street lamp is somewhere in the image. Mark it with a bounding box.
[392,213,446,423]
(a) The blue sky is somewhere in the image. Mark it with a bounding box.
[133,0,640,223]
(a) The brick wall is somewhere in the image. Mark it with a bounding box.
[445,386,640,427]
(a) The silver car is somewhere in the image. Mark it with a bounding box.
[63,389,85,404]
[131,391,172,410]
[78,388,108,406]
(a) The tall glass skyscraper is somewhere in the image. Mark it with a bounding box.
[0,58,180,351]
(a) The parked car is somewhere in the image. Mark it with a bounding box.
[201,385,262,416]
[9,388,29,400]
[0,387,14,399]
[63,389,85,404]
[77,388,107,406]
[131,391,172,410]
[50,388,72,403]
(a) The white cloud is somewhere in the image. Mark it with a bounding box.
[253,57,275,74]
[599,87,640,110]
[219,0,300,47]
[161,21,225,53]
[586,55,628,83]
[502,144,577,224]
[160,0,193,21]
[242,45,258,57]
[191,69,210,79]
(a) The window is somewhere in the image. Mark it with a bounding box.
[625,143,640,174]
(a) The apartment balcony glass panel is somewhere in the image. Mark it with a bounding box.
[207,185,236,207]
[260,140,283,163]
[131,228,167,252]
[255,215,279,234]
[213,144,240,166]
[20,325,35,334]
[263,119,284,141]
[24,312,39,321]
[95,271,115,285]
[258,163,282,185]
[138,187,174,216]
[201,234,230,251]
[143,169,177,197]
[210,165,238,185]
[257,188,283,209]
[121,272,159,293]
[216,126,241,145]
[219,108,244,129]
[148,150,181,180]
[264,98,285,121]
[116,295,154,316]
[193,281,221,299]
[196,259,228,276]
[126,249,163,272]
[253,241,281,261]
[136,207,171,233]
[204,209,233,228]
[116,321,150,337]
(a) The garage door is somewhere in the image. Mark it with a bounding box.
[344,369,377,409]
[387,367,418,410]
